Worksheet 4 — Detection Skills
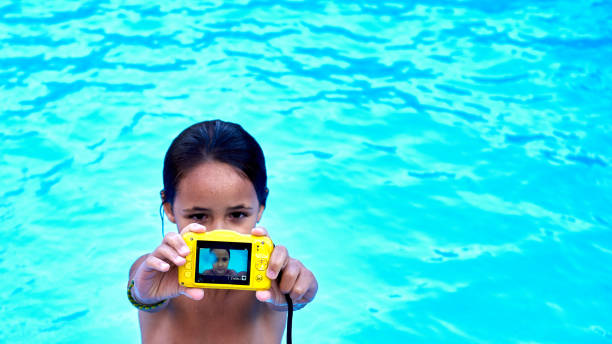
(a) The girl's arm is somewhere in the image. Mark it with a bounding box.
[251,227,319,311]
[127,223,209,312]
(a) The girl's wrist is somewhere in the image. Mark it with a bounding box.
[127,280,168,311]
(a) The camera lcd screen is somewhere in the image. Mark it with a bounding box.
[195,241,251,285]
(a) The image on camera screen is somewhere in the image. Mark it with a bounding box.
[195,241,250,285]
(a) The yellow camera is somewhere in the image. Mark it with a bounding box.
[178,230,274,291]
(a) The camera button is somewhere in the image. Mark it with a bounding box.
[256,274,263,282]
[256,258,267,271]
[185,262,192,270]
[184,271,192,278]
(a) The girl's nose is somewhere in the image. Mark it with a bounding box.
[209,219,229,230]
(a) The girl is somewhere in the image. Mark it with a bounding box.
[128,120,318,343]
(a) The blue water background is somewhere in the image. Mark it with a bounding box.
[1,1,611,343]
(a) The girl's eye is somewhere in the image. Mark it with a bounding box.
[222,258,228,262]
[229,212,247,219]
[190,214,207,221]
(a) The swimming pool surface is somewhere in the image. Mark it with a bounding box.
[1,1,611,343]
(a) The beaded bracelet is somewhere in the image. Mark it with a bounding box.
[127,280,168,311]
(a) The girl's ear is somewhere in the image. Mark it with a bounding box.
[163,202,176,224]
[160,189,176,224]
[256,188,268,223]
[256,204,265,223]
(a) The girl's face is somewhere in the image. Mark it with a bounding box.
[211,249,230,274]
[163,161,264,234]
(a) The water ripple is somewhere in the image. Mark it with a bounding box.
[52,310,89,324]
[0,4,100,25]
[29,158,73,180]
[566,153,608,167]
[505,133,552,144]
[304,23,389,44]
[17,81,155,114]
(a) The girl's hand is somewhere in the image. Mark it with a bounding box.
[130,223,207,305]
[252,227,318,310]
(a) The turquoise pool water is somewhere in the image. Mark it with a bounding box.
[1,1,611,343]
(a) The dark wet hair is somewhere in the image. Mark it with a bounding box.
[210,248,230,259]
[161,119,268,207]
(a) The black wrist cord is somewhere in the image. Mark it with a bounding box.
[285,293,293,344]
[277,270,293,344]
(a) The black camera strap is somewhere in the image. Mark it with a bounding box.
[277,269,293,344]
[285,294,293,344]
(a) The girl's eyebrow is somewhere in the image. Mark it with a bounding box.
[183,206,210,212]
[228,205,253,210]
[183,205,253,212]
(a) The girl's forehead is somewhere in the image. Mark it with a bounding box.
[176,162,257,204]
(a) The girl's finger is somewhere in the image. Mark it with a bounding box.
[255,290,273,303]
[267,245,289,280]
[153,243,186,266]
[178,286,205,301]
[143,255,171,273]
[255,280,284,305]
[300,275,318,304]
[164,231,191,257]
[179,223,207,236]
[278,258,301,294]
[251,226,268,237]
[290,267,315,302]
